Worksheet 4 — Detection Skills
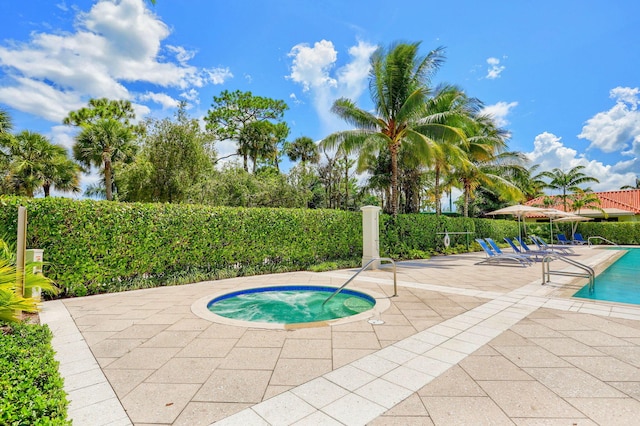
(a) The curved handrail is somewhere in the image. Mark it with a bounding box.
[542,253,595,293]
[322,257,397,307]
[587,236,618,246]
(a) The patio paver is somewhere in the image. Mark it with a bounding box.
[40,245,640,425]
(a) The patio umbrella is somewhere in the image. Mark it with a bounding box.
[552,214,593,239]
[540,209,575,243]
[486,204,549,241]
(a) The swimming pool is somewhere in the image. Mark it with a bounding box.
[573,247,640,304]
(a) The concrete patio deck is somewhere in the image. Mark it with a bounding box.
[39,246,640,425]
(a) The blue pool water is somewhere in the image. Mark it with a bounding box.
[207,285,376,324]
[573,248,640,305]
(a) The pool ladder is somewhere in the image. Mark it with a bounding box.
[542,253,595,293]
[322,257,397,307]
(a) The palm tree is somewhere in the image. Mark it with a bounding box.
[462,113,526,216]
[511,164,547,201]
[419,85,477,214]
[285,136,320,166]
[540,165,599,211]
[0,108,12,136]
[322,42,464,216]
[621,177,640,190]
[4,131,79,197]
[73,118,136,201]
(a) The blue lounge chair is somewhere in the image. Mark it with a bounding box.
[505,236,549,261]
[557,234,571,245]
[475,239,531,267]
[530,235,574,255]
[486,238,534,265]
[573,233,588,245]
[516,236,555,259]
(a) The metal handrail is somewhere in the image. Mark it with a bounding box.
[587,236,618,246]
[322,257,397,306]
[542,253,595,293]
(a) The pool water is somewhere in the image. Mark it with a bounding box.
[207,285,376,324]
[574,248,640,304]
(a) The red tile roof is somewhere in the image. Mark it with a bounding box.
[526,189,640,215]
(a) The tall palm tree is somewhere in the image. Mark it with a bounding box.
[322,42,465,216]
[540,165,599,211]
[73,118,136,201]
[452,111,525,217]
[419,85,477,214]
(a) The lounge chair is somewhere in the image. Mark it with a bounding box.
[516,236,558,259]
[505,236,550,261]
[486,238,534,265]
[573,233,588,245]
[556,234,572,245]
[530,235,574,255]
[475,239,531,267]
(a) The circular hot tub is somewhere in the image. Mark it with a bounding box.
[192,285,389,329]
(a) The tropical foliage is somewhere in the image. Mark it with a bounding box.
[539,165,600,211]
[0,41,610,218]
[0,237,58,323]
[1,131,80,197]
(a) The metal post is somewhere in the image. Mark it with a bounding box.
[16,206,27,316]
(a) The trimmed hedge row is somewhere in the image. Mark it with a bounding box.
[573,222,640,245]
[0,196,562,297]
[0,197,362,296]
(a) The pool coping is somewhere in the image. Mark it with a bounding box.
[191,283,392,330]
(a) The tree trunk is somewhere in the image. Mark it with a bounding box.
[390,143,399,216]
[344,155,349,211]
[463,180,471,217]
[43,183,51,197]
[434,165,441,215]
[104,158,113,201]
[243,154,248,172]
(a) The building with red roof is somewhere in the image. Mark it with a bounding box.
[525,189,640,222]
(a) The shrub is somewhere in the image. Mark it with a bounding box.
[0,197,362,296]
[0,322,70,425]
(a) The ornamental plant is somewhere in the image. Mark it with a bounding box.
[0,238,58,322]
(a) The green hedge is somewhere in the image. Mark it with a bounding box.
[0,197,531,297]
[570,222,640,245]
[0,322,69,425]
[0,197,363,296]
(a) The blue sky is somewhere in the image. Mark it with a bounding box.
[1,0,639,194]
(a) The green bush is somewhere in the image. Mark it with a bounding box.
[13,196,632,298]
[0,197,363,296]
[0,322,70,425]
[575,222,640,245]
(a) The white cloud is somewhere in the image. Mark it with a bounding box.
[138,92,179,109]
[578,86,640,158]
[48,125,76,151]
[287,39,376,133]
[485,57,505,79]
[525,132,637,191]
[0,0,231,123]
[481,101,518,127]
[287,39,338,92]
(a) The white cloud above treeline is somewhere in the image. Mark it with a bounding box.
[287,39,377,134]
[0,0,231,123]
